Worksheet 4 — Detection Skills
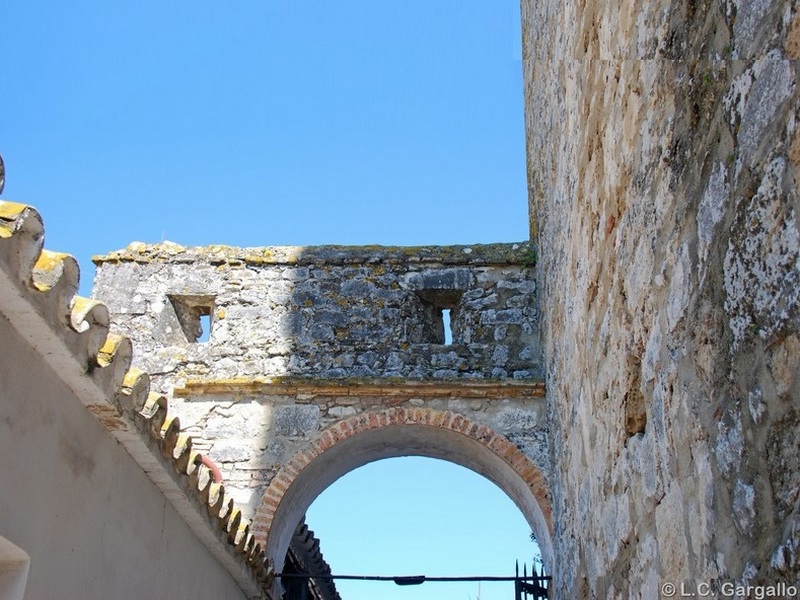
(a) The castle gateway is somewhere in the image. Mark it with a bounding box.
[91,241,555,574]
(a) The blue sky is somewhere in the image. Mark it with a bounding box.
[2,1,528,277]
[1,2,538,597]
[307,457,541,600]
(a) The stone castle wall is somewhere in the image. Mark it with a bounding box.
[91,242,549,521]
[522,0,800,595]
[93,242,540,392]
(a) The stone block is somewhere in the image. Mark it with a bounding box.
[274,405,320,437]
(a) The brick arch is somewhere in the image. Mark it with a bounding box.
[253,406,553,575]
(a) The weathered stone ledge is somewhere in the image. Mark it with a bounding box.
[93,241,537,267]
[174,377,546,399]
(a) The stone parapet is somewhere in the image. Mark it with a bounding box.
[93,241,536,267]
[92,241,541,392]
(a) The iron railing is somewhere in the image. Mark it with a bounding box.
[514,561,549,600]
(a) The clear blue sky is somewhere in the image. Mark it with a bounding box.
[307,458,541,600]
[1,1,529,281]
[1,2,539,598]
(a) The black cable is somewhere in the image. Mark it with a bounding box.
[275,573,551,584]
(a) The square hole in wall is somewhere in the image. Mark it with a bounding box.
[168,295,216,343]
[415,289,461,345]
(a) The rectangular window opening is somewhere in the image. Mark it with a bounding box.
[415,289,461,346]
[168,294,216,344]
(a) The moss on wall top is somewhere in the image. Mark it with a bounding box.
[93,241,537,267]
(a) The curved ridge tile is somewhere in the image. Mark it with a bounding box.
[162,415,182,458]
[96,332,131,368]
[0,202,44,285]
[227,508,243,538]
[140,391,161,416]
[32,250,78,295]
[208,484,227,519]
[198,472,215,506]
[70,297,110,365]
[173,434,196,471]
[70,296,108,333]
[93,333,133,394]
[188,454,206,495]
[0,203,120,385]
[119,368,151,414]
[144,394,169,436]
[221,497,235,527]
[235,523,252,553]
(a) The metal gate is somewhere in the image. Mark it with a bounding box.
[514,561,549,600]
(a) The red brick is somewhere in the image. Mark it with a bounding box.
[276,471,294,486]
[441,411,454,429]
[475,425,491,440]
[509,452,529,471]
[299,448,318,465]
[252,515,269,528]
[318,431,334,450]
[488,436,510,453]
[519,464,539,482]
[270,478,288,494]
[527,470,545,488]
[264,484,282,498]
[501,444,518,459]
[420,408,431,424]
[252,535,267,549]
[451,415,464,431]
[282,461,301,478]
[430,411,446,427]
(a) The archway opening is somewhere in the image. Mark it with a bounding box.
[302,456,543,600]
[256,411,553,598]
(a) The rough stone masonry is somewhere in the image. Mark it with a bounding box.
[92,241,550,523]
[523,0,800,595]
